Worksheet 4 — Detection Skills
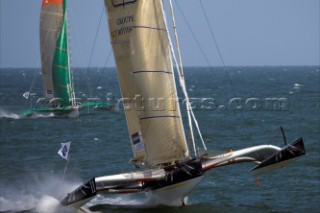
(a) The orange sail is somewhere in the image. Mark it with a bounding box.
[42,0,63,6]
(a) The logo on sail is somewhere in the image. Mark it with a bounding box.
[112,0,136,7]
[131,131,145,152]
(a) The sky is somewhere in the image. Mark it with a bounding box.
[0,0,319,68]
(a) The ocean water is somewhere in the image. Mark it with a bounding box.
[0,66,319,213]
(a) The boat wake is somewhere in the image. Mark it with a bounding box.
[84,194,191,211]
[85,194,148,211]
[0,108,21,119]
[0,194,63,213]
[0,107,55,119]
[35,195,70,213]
[0,174,82,213]
[21,112,56,119]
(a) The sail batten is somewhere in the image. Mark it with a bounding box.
[105,0,189,166]
[133,26,167,31]
[40,11,63,16]
[132,71,172,74]
[140,115,180,120]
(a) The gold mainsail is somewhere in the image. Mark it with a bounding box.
[104,0,189,166]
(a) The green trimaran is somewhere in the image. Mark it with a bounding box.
[22,0,113,118]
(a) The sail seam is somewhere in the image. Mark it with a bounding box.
[132,71,172,74]
[56,84,68,88]
[56,47,68,52]
[111,0,136,7]
[140,115,180,120]
[111,41,130,45]
[53,64,68,70]
[133,26,166,31]
[40,11,63,16]
[40,28,60,32]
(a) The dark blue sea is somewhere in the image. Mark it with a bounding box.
[0,66,319,213]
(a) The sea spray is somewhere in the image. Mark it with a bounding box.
[86,194,148,210]
[35,195,60,213]
[0,172,83,212]
[35,196,81,213]
[0,107,55,119]
[0,107,21,119]
[0,195,38,212]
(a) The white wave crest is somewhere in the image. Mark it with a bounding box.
[0,108,21,119]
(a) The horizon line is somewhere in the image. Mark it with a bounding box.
[0,65,318,69]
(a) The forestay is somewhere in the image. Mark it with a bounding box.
[104,0,189,166]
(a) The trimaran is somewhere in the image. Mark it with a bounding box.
[21,0,113,118]
[60,0,306,209]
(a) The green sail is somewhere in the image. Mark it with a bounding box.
[52,0,75,107]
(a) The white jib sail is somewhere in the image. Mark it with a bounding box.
[104,0,189,166]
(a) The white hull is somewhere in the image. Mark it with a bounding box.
[145,176,204,206]
[60,139,305,208]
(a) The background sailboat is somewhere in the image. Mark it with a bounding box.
[60,0,305,209]
[20,0,78,117]
[21,0,113,118]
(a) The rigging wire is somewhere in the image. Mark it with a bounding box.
[168,0,197,157]
[63,1,112,141]
[160,0,197,157]
[85,5,115,102]
[199,0,253,142]
[63,0,90,142]
[68,0,89,106]
[170,0,207,152]
[24,4,58,108]
[174,0,253,143]
[89,6,114,97]
[92,49,113,96]
[24,66,37,107]
[169,0,207,153]
[69,3,109,104]
[66,0,77,107]
[84,6,106,98]
[173,0,212,67]
[199,0,226,67]
[65,0,80,140]
[161,0,207,157]
[68,5,87,69]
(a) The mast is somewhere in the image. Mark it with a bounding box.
[166,0,207,155]
[168,0,196,156]
[104,0,189,166]
[65,1,76,107]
